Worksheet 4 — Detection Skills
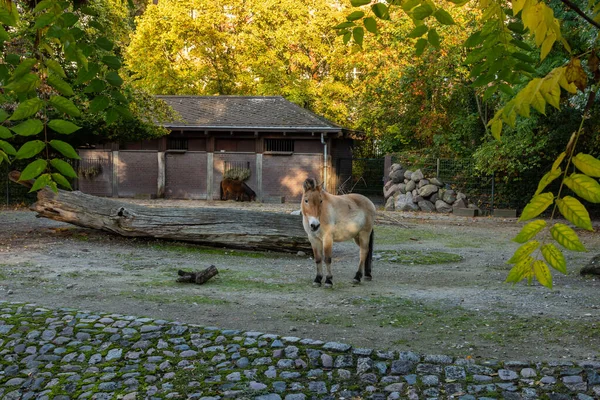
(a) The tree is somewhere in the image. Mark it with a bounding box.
[339,0,600,287]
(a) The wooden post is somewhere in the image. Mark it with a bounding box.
[157,151,166,198]
[256,153,263,202]
[112,150,119,197]
[207,152,214,200]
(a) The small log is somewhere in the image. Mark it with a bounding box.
[177,266,219,285]
[8,170,311,253]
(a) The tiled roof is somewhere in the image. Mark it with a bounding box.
[156,95,341,131]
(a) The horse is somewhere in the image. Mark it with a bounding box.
[301,178,376,288]
[220,178,256,201]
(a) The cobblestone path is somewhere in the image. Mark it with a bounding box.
[1,302,599,399]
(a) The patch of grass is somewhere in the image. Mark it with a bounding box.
[150,242,287,259]
[120,290,229,305]
[375,249,463,264]
[376,225,483,248]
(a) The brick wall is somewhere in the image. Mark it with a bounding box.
[262,154,322,202]
[165,152,207,199]
[213,153,257,200]
[118,151,158,197]
[77,150,113,197]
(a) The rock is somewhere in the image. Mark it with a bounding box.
[580,254,600,276]
[404,170,413,179]
[430,177,444,187]
[385,196,395,211]
[384,183,401,200]
[389,168,406,184]
[442,189,457,204]
[456,192,467,201]
[453,197,468,209]
[410,169,424,181]
[389,163,403,173]
[435,200,453,213]
[429,193,439,203]
[296,251,306,257]
[405,180,416,192]
[418,184,439,198]
[417,179,429,189]
[413,195,424,203]
[384,179,395,190]
[396,193,419,212]
[418,200,436,212]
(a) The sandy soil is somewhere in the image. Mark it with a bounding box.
[1,200,599,363]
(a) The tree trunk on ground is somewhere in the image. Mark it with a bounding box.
[177,266,219,284]
[9,171,310,253]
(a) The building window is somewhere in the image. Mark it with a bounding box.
[264,139,294,153]
[168,138,188,151]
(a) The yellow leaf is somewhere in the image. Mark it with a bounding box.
[519,192,554,221]
[563,173,600,203]
[490,118,502,140]
[558,67,577,93]
[565,58,587,91]
[552,152,566,171]
[556,196,593,231]
[535,168,561,195]
[550,223,587,252]
[533,260,552,288]
[507,240,540,264]
[541,243,566,274]
[512,0,528,16]
[572,153,600,178]
[513,220,546,243]
[506,256,534,284]
[530,91,546,115]
[540,74,561,109]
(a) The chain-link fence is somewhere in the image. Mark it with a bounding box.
[1,161,38,207]
[391,154,600,217]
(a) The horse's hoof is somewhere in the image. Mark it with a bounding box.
[365,276,372,281]
[313,282,322,287]
[324,283,333,289]
[352,279,361,284]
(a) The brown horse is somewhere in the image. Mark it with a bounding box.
[220,179,256,201]
[301,178,376,288]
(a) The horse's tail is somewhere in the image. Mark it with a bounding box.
[365,229,374,277]
[220,180,225,200]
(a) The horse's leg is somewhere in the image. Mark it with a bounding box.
[353,230,373,283]
[365,229,374,280]
[310,240,324,287]
[352,236,363,284]
[323,235,334,288]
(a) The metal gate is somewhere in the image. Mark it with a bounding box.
[335,157,384,197]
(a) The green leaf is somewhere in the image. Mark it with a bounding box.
[105,108,119,125]
[0,139,17,156]
[95,37,114,51]
[371,3,389,20]
[347,11,365,21]
[334,21,356,29]
[519,192,554,221]
[408,25,428,38]
[50,158,77,178]
[4,73,40,93]
[33,0,53,13]
[105,71,123,87]
[352,27,364,46]
[550,223,587,252]
[75,63,99,84]
[510,38,534,52]
[572,153,600,178]
[433,9,455,25]
[89,95,110,113]
[10,119,43,136]
[0,109,9,123]
[401,0,420,11]
[49,96,82,117]
[102,56,122,70]
[80,6,98,16]
[515,62,537,74]
[33,12,55,30]
[0,150,8,164]
[535,168,561,195]
[59,13,78,28]
[8,98,44,121]
[343,31,352,45]
[51,173,72,190]
[29,173,52,192]
[45,59,67,78]
[83,79,107,94]
[507,240,539,264]
[15,140,45,159]
[507,21,526,34]
[506,256,534,283]
[556,196,593,231]
[114,105,133,119]
[110,90,128,104]
[48,119,81,135]
[11,58,37,81]
[513,220,546,243]
[49,139,80,159]
[0,126,12,139]
[563,173,600,203]
[363,17,377,34]
[427,29,440,48]
[412,4,434,20]
[415,38,428,55]
[541,243,567,274]
[0,2,18,26]
[48,74,74,96]
[533,260,552,288]
[19,159,47,181]
[350,0,371,6]
[5,53,20,65]
[464,31,484,48]
[511,52,536,64]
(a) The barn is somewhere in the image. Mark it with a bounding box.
[77,96,357,202]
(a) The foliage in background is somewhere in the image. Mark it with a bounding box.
[340,0,599,288]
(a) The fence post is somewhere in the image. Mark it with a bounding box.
[491,174,495,212]
[436,158,440,178]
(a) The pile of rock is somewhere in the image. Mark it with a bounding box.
[384,163,473,213]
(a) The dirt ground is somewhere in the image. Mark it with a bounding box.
[1,199,599,363]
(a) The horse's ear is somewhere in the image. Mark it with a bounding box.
[303,178,317,192]
[318,181,326,192]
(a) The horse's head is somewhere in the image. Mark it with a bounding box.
[301,178,323,232]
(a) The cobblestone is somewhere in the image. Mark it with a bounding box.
[0,302,598,399]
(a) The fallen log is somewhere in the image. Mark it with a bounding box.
[177,266,219,285]
[9,171,311,253]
